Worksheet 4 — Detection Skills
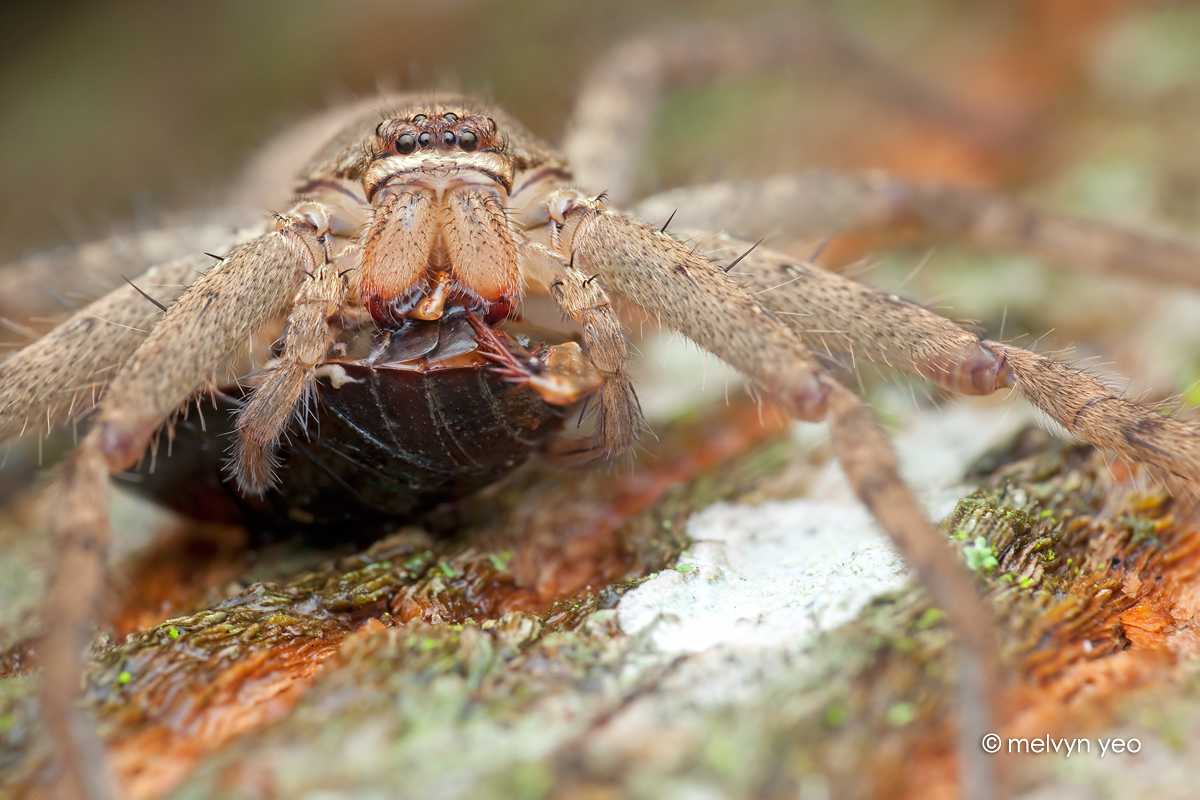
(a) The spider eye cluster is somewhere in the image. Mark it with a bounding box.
[390,111,481,155]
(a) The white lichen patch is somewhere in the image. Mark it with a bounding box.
[618,500,908,652]
[619,402,1032,656]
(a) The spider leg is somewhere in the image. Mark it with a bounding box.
[704,233,1200,482]
[0,96,396,323]
[549,198,830,421]
[42,215,323,800]
[231,258,346,495]
[0,220,241,321]
[824,378,999,800]
[551,195,1001,797]
[564,19,995,206]
[699,232,1006,395]
[0,253,209,440]
[633,171,1200,290]
[988,342,1200,482]
[522,241,641,458]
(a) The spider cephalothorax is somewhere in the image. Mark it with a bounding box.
[353,109,519,326]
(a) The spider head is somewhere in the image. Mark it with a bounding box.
[376,111,499,158]
[360,112,512,203]
[353,109,521,329]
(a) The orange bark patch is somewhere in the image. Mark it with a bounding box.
[108,635,345,800]
[109,523,251,640]
[1120,602,1177,648]
[891,464,1200,800]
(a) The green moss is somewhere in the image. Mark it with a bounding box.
[824,704,850,729]
[403,551,434,576]
[915,608,946,630]
[886,702,917,727]
[704,731,743,773]
[499,762,553,800]
[963,537,999,572]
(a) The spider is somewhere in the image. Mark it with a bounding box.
[4,21,1200,800]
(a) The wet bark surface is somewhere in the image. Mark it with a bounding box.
[5,406,1200,799]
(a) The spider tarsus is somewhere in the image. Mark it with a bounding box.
[990,341,1200,482]
[44,442,119,800]
[823,379,1002,799]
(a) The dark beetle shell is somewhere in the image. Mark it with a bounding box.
[126,306,569,533]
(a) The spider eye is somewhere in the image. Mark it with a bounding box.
[395,134,416,155]
[443,112,458,122]
[417,132,432,147]
[412,114,428,123]
[459,130,478,151]
[442,130,457,146]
